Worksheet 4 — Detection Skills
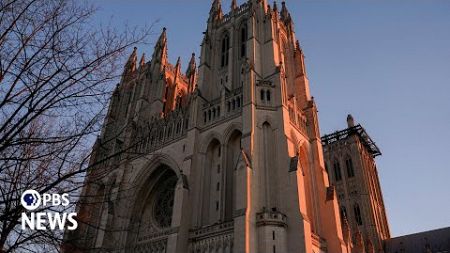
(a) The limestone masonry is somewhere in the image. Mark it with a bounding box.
[65,1,449,253]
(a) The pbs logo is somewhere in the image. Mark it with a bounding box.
[21,190,41,211]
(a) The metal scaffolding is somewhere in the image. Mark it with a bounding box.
[321,124,382,157]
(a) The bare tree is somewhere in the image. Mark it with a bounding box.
[0,0,153,252]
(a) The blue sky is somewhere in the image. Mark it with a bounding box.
[93,0,450,237]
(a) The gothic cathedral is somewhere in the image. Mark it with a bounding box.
[66,1,389,253]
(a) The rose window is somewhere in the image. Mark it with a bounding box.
[152,173,177,228]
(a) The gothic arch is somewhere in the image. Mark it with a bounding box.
[260,121,278,209]
[224,129,242,221]
[200,138,222,225]
[332,157,342,182]
[219,31,230,68]
[199,131,223,154]
[133,153,182,187]
[256,116,278,130]
[223,122,243,144]
[238,20,248,58]
[126,163,179,247]
[344,154,355,178]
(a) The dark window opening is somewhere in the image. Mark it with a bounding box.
[346,158,355,178]
[334,161,342,181]
[240,25,248,58]
[354,204,363,225]
[221,35,230,67]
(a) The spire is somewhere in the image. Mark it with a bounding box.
[209,0,223,21]
[280,1,289,21]
[175,56,181,74]
[186,53,197,93]
[294,39,307,77]
[186,53,197,76]
[231,0,238,10]
[156,27,167,49]
[273,1,278,13]
[152,27,168,66]
[296,40,301,52]
[123,47,137,79]
[347,114,355,127]
[139,53,146,68]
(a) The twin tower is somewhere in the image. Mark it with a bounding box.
[67,1,390,253]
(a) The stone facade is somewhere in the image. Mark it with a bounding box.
[384,227,450,253]
[322,115,391,253]
[66,1,355,253]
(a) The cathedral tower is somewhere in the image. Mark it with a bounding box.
[67,1,349,253]
[322,115,391,253]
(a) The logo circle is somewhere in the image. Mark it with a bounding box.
[21,190,41,210]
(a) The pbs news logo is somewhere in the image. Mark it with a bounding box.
[21,190,78,231]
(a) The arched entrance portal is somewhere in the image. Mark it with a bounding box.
[128,165,178,251]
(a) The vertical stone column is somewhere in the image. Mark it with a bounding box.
[167,170,190,253]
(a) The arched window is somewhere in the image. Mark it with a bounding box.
[202,139,222,225]
[354,203,363,225]
[224,130,242,221]
[131,167,178,249]
[240,24,248,58]
[221,34,230,67]
[260,90,265,101]
[266,90,271,101]
[333,160,342,181]
[346,158,355,178]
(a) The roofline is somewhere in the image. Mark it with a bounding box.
[321,124,382,157]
